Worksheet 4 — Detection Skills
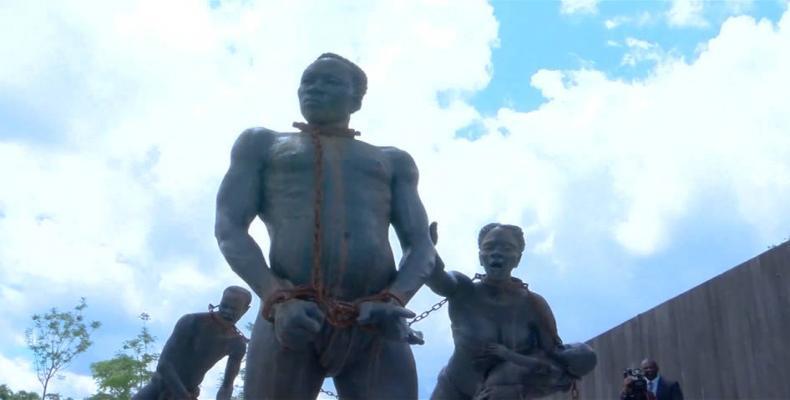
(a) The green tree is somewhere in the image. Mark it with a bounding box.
[43,394,73,400]
[121,313,157,391]
[88,355,138,399]
[89,313,158,399]
[0,384,40,400]
[25,298,101,400]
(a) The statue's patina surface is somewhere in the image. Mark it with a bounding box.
[133,286,251,400]
[427,223,596,400]
[215,53,435,399]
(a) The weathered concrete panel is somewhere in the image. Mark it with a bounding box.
[549,241,790,400]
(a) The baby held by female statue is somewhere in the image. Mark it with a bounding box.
[426,222,596,400]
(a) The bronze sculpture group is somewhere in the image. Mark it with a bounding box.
[137,53,596,399]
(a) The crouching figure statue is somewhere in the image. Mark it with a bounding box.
[427,223,596,400]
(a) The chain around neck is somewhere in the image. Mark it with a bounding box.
[292,121,360,137]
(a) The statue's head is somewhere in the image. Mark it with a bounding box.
[218,286,252,323]
[298,53,367,125]
[477,223,525,281]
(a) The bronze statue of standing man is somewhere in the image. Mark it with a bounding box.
[215,53,435,399]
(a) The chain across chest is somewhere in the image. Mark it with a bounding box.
[262,124,404,328]
[268,136,389,178]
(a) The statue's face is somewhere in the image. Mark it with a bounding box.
[479,227,522,281]
[298,58,360,125]
[218,291,250,323]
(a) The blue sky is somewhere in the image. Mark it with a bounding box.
[1,1,789,399]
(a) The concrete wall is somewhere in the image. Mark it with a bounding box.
[555,241,790,400]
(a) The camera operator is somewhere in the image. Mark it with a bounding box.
[620,368,655,400]
[641,359,683,400]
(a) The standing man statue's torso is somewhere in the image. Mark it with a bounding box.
[215,53,435,400]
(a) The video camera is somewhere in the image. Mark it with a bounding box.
[622,368,648,400]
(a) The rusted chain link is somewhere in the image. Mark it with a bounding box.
[319,387,339,398]
[307,129,324,294]
[408,297,448,326]
[407,274,488,326]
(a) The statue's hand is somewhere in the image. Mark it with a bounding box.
[356,301,416,342]
[272,299,324,348]
[407,327,425,345]
[474,385,522,400]
[529,356,565,376]
[475,343,510,371]
[483,343,510,359]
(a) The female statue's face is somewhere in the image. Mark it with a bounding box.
[478,227,522,281]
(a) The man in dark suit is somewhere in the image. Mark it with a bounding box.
[642,359,684,400]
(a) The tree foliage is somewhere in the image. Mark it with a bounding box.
[0,384,40,400]
[89,313,158,399]
[88,355,138,399]
[121,313,157,390]
[25,298,101,400]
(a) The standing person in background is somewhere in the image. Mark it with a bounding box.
[641,359,684,400]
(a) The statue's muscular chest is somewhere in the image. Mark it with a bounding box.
[190,322,238,365]
[266,135,391,183]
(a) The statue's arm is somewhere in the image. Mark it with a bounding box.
[215,129,286,299]
[424,221,459,297]
[216,340,245,400]
[387,149,436,303]
[156,315,194,398]
[426,256,460,297]
[528,292,567,371]
[498,348,551,370]
[530,293,562,351]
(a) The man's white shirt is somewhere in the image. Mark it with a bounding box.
[647,376,661,395]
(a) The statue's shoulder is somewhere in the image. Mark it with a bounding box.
[524,289,548,305]
[231,127,282,160]
[456,271,478,295]
[236,126,280,144]
[173,313,202,331]
[524,290,556,321]
[377,145,412,159]
[377,146,418,174]
[450,271,474,285]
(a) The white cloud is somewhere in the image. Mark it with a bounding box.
[0,354,96,398]
[560,0,599,15]
[0,355,39,393]
[483,12,790,254]
[605,12,657,29]
[725,0,754,15]
[620,37,676,67]
[0,0,496,307]
[667,0,709,28]
[0,0,498,397]
[2,0,790,397]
